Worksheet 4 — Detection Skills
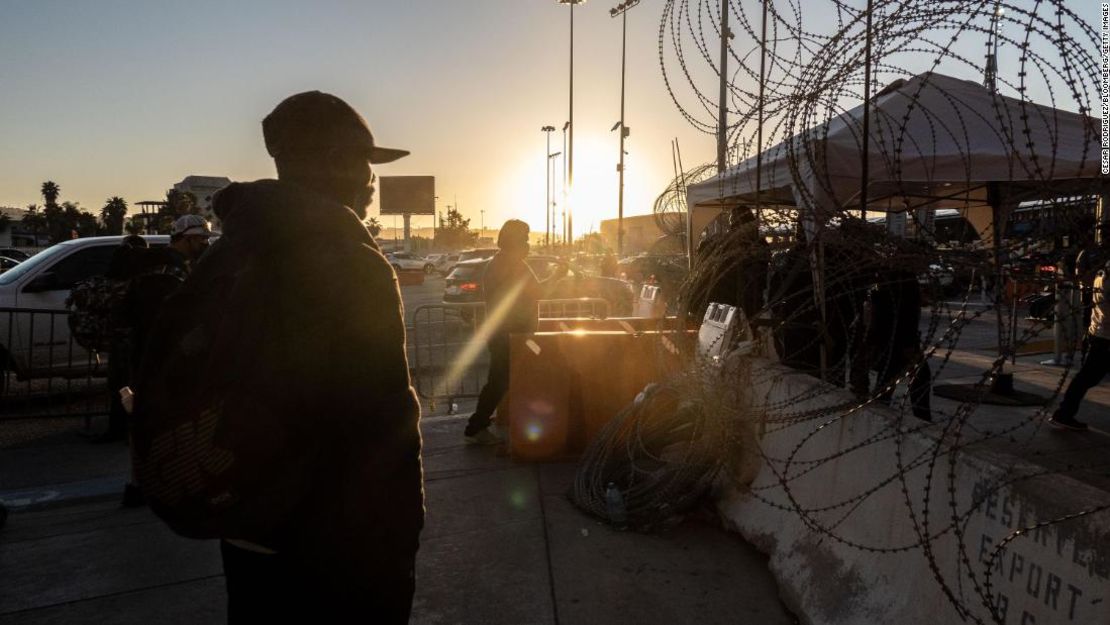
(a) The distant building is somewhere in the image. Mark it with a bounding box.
[0,206,50,249]
[172,175,232,224]
[600,213,683,256]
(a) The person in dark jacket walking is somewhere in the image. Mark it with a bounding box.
[464,219,542,445]
[119,218,208,507]
[859,268,932,421]
[91,235,150,445]
[1050,260,1110,431]
[135,92,424,623]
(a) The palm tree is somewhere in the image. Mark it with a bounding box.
[101,197,128,235]
[365,217,383,238]
[40,181,60,208]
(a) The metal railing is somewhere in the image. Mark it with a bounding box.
[409,298,611,411]
[0,307,110,422]
[537,297,610,320]
[409,303,488,411]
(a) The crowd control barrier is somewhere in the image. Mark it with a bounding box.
[409,298,613,411]
[0,307,110,423]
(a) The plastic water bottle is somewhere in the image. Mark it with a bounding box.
[605,482,627,529]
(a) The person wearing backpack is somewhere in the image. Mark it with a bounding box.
[131,92,423,624]
[127,216,209,365]
[117,217,210,506]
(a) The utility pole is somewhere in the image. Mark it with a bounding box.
[611,0,639,258]
[860,0,873,222]
[542,125,556,247]
[716,0,729,173]
[984,2,1003,92]
[755,0,768,213]
[556,0,585,246]
[562,121,569,246]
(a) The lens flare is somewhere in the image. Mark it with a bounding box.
[509,489,527,510]
[437,277,530,397]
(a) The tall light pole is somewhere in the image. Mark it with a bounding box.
[542,125,556,247]
[557,0,585,247]
[716,0,729,173]
[984,2,1003,92]
[860,0,873,222]
[562,121,570,246]
[610,0,639,258]
[548,150,562,248]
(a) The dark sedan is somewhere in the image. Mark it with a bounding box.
[443,256,634,315]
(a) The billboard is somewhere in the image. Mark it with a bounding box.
[379,176,435,216]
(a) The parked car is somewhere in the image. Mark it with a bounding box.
[425,253,445,270]
[0,257,21,273]
[439,248,497,277]
[385,252,434,273]
[616,254,688,296]
[443,256,634,315]
[424,253,459,275]
[0,235,169,381]
[0,248,32,262]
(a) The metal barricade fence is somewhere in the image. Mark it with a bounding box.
[409,298,611,411]
[0,308,110,424]
[409,303,488,412]
[537,298,609,320]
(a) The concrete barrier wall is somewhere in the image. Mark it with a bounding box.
[715,360,1110,625]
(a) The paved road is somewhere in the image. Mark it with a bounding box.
[0,409,797,625]
[402,273,448,328]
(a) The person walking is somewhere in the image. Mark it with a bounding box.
[90,234,149,444]
[1050,260,1110,431]
[119,217,210,507]
[464,219,542,445]
[864,268,932,422]
[135,91,424,623]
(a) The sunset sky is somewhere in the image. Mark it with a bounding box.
[0,1,1097,238]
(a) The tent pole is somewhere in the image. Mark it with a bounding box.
[860,0,874,222]
[755,0,768,213]
[988,183,1008,372]
[716,0,729,174]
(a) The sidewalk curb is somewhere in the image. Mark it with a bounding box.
[0,475,127,513]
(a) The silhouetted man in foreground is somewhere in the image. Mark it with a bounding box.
[138,91,424,623]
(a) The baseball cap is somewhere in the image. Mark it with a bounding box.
[171,214,213,237]
[262,91,409,164]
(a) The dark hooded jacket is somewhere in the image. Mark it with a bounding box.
[142,179,424,585]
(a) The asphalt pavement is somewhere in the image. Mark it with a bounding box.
[3,279,1108,624]
[0,275,798,625]
[0,406,796,625]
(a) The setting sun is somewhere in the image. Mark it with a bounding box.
[502,132,661,244]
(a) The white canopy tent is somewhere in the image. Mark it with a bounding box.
[687,72,1102,231]
[685,72,1103,389]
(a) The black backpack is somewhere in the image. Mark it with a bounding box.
[130,238,318,543]
[67,263,188,353]
[66,276,132,352]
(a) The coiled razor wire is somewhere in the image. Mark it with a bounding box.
[568,1,1110,623]
[571,366,749,532]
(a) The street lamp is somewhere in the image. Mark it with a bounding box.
[562,120,570,246]
[610,0,639,257]
[557,0,585,247]
[542,125,556,247]
[548,150,562,249]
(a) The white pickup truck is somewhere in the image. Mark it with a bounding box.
[0,235,169,383]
